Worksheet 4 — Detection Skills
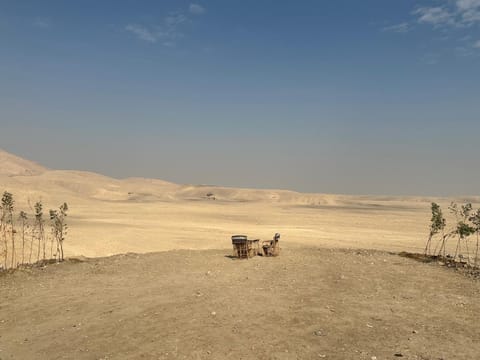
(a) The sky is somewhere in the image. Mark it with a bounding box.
[0,0,479,196]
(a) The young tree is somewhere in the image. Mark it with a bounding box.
[425,202,446,256]
[19,211,28,265]
[1,192,15,269]
[0,196,5,269]
[469,209,480,267]
[449,202,476,263]
[34,201,45,263]
[49,209,58,260]
[50,203,68,262]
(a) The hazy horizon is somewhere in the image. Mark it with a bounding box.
[1,0,479,197]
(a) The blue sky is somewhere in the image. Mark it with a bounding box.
[1,0,479,196]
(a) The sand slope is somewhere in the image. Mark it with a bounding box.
[2,150,480,360]
[0,149,47,176]
[0,149,478,257]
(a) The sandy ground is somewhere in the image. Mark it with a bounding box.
[2,148,479,258]
[1,248,480,360]
[2,149,480,359]
[66,198,432,256]
[1,167,473,258]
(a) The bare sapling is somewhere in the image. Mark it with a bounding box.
[0,195,5,269]
[34,201,45,263]
[0,192,70,271]
[19,211,27,265]
[2,192,15,269]
[29,220,34,264]
[49,210,58,260]
[469,209,480,267]
[49,216,55,259]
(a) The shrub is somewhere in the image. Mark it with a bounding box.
[0,190,69,271]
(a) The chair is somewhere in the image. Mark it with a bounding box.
[232,235,249,259]
[262,233,280,257]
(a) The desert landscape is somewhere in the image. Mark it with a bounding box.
[3,149,478,258]
[1,149,480,359]
[2,1,480,358]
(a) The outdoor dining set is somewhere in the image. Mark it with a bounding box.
[231,233,280,259]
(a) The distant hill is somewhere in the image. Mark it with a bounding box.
[0,149,48,176]
[0,148,337,205]
[0,148,477,206]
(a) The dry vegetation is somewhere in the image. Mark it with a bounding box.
[423,202,480,273]
[0,191,68,271]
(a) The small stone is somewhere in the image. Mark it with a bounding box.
[211,311,216,316]
[314,330,325,336]
[394,353,404,357]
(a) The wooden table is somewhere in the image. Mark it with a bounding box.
[232,237,260,259]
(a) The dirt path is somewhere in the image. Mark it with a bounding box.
[1,248,480,359]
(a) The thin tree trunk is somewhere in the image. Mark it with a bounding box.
[465,237,471,266]
[433,232,443,256]
[29,231,34,263]
[21,222,25,265]
[443,232,449,259]
[36,224,41,263]
[42,225,46,260]
[438,231,448,259]
[3,230,8,269]
[50,231,54,259]
[56,236,60,262]
[59,229,64,262]
[454,236,461,260]
[11,226,15,269]
[424,235,432,255]
[475,232,479,268]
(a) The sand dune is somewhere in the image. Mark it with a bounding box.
[0,149,48,176]
[2,149,480,360]
[0,149,477,258]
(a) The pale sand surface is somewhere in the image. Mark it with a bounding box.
[1,149,478,258]
[2,150,480,360]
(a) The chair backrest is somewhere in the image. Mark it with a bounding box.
[232,235,248,245]
[269,233,280,250]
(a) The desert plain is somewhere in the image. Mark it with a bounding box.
[1,149,480,359]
